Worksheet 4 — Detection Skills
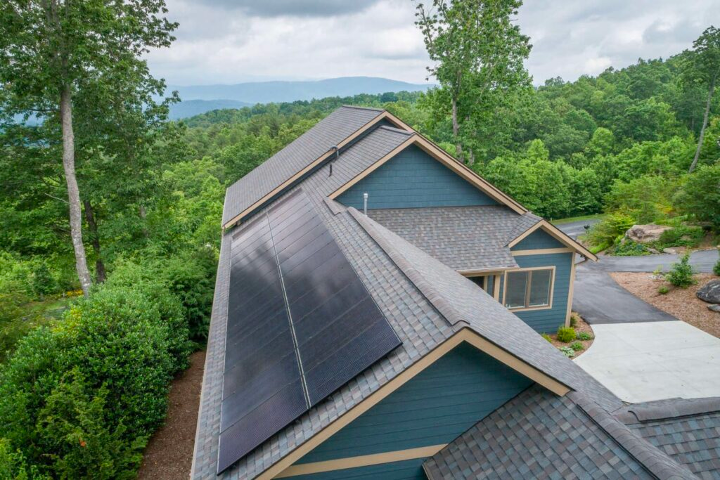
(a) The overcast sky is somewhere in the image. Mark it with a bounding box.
[145,0,718,87]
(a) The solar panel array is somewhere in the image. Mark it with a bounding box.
[218,189,401,473]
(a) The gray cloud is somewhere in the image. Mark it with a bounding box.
[146,0,720,87]
[192,0,381,17]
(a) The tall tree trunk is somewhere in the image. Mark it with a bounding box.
[83,200,106,283]
[60,87,93,296]
[690,76,715,173]
[451,96,463,162]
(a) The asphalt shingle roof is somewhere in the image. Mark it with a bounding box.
[616,398,720,479]
[424,386,697,480]
[222,106,384,225]
[368,206,542,272]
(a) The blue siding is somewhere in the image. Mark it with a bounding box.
[509,252,573,334]
[286,459,426,480]
[337,145,498,210]
[511,228,565,250]
[292,343,532,469]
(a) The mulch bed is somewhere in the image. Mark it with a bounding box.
[546,313,595,358]
[137,349,206,480]
[610,272,720,339]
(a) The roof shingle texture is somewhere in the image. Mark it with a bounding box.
[424,386,698,480]
[617,398,720,479]
[222,106,383,225]
[368,206,542,271]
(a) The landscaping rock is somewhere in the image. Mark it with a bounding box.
[709,304,720,313]
[697,280,720,304]
[625,224,672,244]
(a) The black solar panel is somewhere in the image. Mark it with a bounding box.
[217,189,401,473]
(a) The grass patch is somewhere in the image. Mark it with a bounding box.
[552,213,605,225]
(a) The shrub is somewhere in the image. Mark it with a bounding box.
[666,253,696,288]
[569,315,578,327]
[0,280,181,478]
[658,285,669,294]
[541,333,552,343]
[556,326,576,343]
[577,331,594,341]
[658,226,704,248]
[612,239,650,256]
[714,256,720,276]
[570,342,584,351]
[559,346,575,358]
[585,213,635,251]
[31,263,56,300]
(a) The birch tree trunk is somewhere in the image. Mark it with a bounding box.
[452,96,463,162]
[690,75,715,173]
[60,87,93,296]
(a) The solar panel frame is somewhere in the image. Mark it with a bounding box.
[217,189,401,473]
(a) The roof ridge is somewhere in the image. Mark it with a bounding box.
[341,105,384,112]
[568,392,698,480]
[348,207,465,327]
[614,397,720,424]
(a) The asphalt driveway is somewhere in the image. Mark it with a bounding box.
[554,223,720,402]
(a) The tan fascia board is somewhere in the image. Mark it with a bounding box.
[458,267,517,276]
[222,111,408,229]
[275,444,447,478]
[328,135,526,215]
[258,328,570,480]
[508,220,598,262]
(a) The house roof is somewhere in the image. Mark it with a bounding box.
[193,124,621,479]
[222,106,391,227]
[194,107,624,479]
[616,397,720,477]
[423,386,698,480]
[368,206,542,272]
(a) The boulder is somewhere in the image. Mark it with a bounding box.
[709,304,720,313]
[697,280,720,304]
[625,224,672,244]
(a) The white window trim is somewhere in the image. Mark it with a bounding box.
[502,266,555,312]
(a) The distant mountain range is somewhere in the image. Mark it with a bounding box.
[168,76,433,119]
[168,99,252,120]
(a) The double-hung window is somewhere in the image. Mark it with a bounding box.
[504,268,554,310]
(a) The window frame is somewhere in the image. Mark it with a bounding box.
[502,266,555,311]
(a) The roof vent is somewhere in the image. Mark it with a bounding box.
[329,145,339,176]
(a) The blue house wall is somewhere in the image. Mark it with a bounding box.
[284,342,533,479]
[337,145,498,210]
[511,228,565,251]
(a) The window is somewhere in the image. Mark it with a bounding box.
[504,268,553,310]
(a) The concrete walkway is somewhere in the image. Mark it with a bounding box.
[575,321,720,403]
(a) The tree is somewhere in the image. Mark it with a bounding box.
[416,0,531,163]
[0,0,177,296]
[682,26,720,172]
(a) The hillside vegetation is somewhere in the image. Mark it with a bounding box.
[0,0,717,476]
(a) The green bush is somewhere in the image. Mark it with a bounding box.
[559,346,575,358]
[31,263,56,300]
[576,331,593,341]
[585,213,635,251]
[658,285,670,294]
[541,333,552,343]
[612,239,650,256]
[569,315,578,327]
[666,253,696,288]
[0,438,49,480]
[714,256,720,276]
[556,326,576,343]
[673,164,720,229]
[657,226,704,248]
[570,342,584,351]
[0,279,184,478]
